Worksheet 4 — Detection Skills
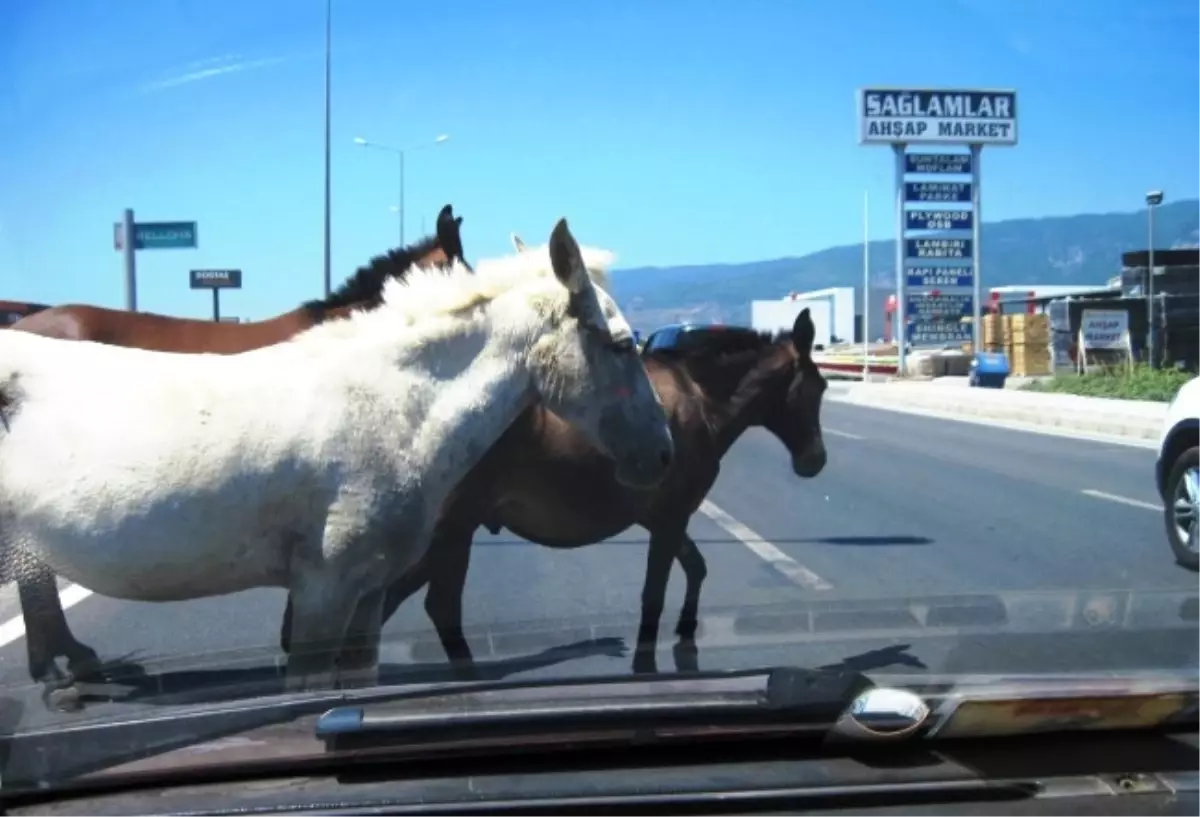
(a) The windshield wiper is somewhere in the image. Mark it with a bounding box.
[315,666,876,753]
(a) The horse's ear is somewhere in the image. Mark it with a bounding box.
[511,233,526,253]
[792,307,815,359]
[548,219,591,296]
[436,206,464,259]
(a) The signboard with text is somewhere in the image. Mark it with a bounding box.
[906,238,973,261]
[904,182,972,203]
[114,221,198,251]
[858,89,1018,146]
[905,153,973,175]
[189,269,242,289]
[906,209,974,231]
[858,85,1019,370]
[906,266,974,288]
[1080,309,1129,351]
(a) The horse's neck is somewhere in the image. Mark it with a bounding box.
[404,321,537,494]
[691,350,777,456]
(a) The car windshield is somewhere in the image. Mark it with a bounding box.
[0,0,1197,797]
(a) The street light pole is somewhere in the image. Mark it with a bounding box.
[354,134,449,247]
[1145,190,1164,367]
[322,0,332,298]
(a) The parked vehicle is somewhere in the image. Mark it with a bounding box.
[1156,375,1199,570]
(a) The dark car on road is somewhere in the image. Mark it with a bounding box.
[641,323,762,357]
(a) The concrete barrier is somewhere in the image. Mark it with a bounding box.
[828,381,1168,442]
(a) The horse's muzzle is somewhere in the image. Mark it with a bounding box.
[791,438,827,478]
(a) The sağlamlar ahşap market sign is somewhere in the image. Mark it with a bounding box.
[859,89,1017,144]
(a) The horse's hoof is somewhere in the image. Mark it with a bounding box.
[672,640,699,673]
[61,644,101,679]
[451,664,482,682]
[43,683,82,713]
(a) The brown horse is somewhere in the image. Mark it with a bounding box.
[13,204,470,708]
[279,308,828,676]
[14,204,467,351]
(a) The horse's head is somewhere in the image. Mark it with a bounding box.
[757,309,828,478]
[515,219,673,490]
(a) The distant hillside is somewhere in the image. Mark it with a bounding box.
[609,199,1200,330]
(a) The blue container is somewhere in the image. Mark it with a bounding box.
[970,351,1009,389]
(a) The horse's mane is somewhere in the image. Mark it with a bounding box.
[512,240,615,291]
[301,233,444,313]
[291,242,617,347]
[646,326,789,363]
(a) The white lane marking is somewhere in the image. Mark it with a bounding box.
[824,428,864,439]
[1081,489,1162,512]
[0,583,93,649]
[698,500,833,591]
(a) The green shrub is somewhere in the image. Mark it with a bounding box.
[1021,364,1193,402]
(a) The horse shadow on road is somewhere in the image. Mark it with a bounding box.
[58,635,632,711]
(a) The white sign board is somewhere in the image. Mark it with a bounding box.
[859,88,1018,146]
[1080,309,1129,350]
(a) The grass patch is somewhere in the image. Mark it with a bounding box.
[1021,364,1193,402]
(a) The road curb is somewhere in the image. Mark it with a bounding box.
[827,382,1167,443]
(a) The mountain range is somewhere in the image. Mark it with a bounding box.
[607,199,1200,331]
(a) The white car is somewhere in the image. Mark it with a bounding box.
[1156,375,1199,570]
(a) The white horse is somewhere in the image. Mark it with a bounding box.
[0,218,674,693]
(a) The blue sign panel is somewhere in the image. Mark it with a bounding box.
[189,269,242,289]
[905,266,974,288]
[908,319,973,346]
[906,209,974,231]
[135,221,197,250]
[905,153,973,175]
[904,182,972,203]
[906,238,973,260]
[116,221,198,250]
[906,293,974,320]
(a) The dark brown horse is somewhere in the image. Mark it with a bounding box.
[13,204,470,709]
[279,308,828,676]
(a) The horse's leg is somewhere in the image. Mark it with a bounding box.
[279,596,296,655]
[285,573,363,694]
[633,524,685,675]
[18,565,97,711]
[421,523,480,680]
[673,534,708,640]
[335,587,385,689]
[671,534,707,674]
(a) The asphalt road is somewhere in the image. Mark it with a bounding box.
[0,400,1194,735]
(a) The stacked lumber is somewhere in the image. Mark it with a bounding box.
[975,313,1051,375]
[1003,314,1052,376]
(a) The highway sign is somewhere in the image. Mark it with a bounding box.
[189,269,242,289]
[114,221,198,251]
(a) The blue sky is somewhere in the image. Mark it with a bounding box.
[1,0,1196,320]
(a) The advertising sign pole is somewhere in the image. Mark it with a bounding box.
[893,145,907,376]
[857,88,1018,377]
[970,144,983,353]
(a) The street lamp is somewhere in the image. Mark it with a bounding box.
[353,134,450,246]
[1146,189,1164,367]
[322,0,332,298]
